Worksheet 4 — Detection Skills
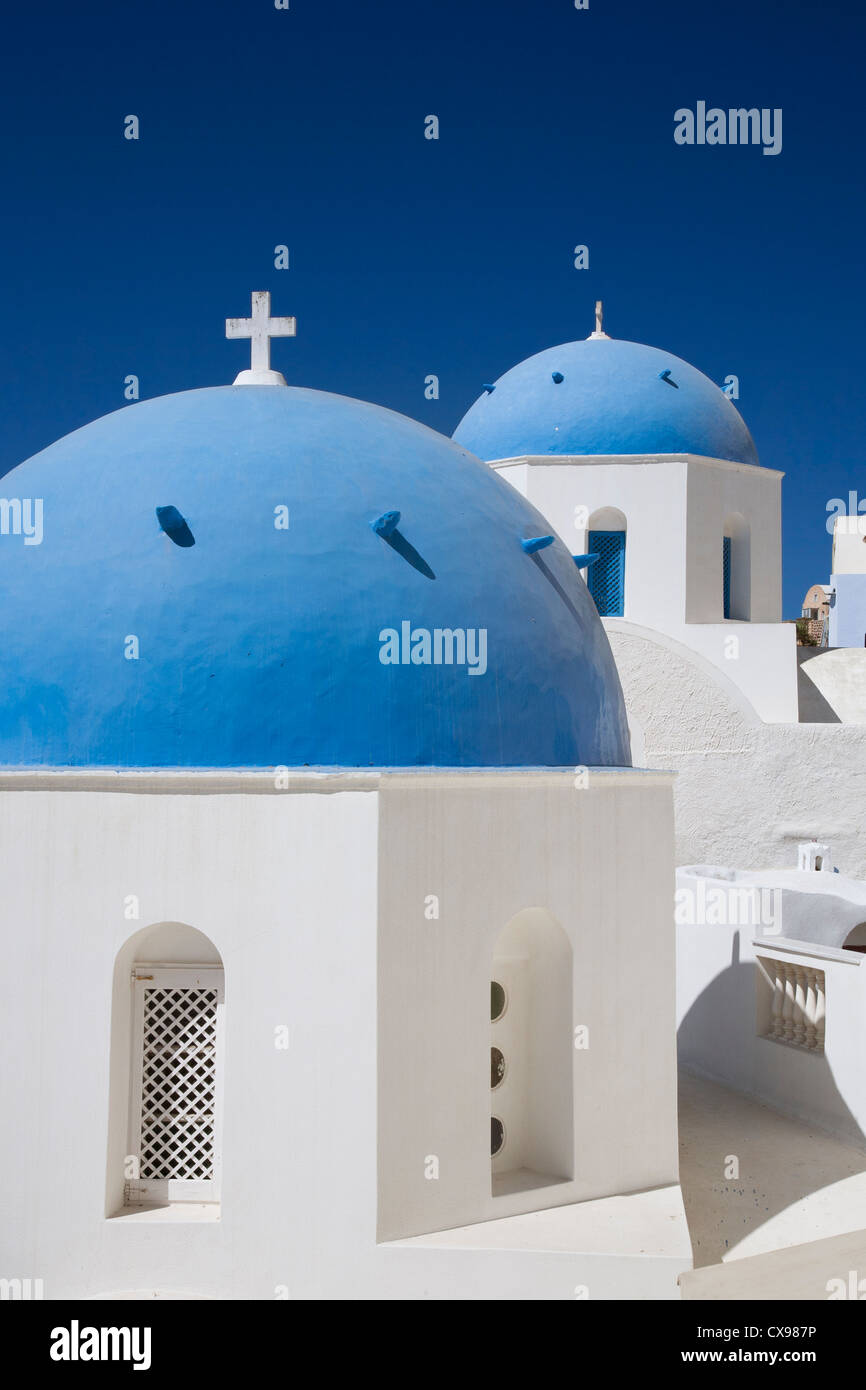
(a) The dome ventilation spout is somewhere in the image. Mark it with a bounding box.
[155,506,195,548]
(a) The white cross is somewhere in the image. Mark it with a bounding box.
[225,291,296,373]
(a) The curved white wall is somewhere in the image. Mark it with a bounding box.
[608,625,866,878]
[798,648,866,722]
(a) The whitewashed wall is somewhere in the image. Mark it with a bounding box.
[684,460,781,624]
[493,454,795,722]
[499,457,688,624]
[376,769,681,1240]
[832,518,866,574]
[0,768,689,1301]
[608,625,866,878]
[676,881,866,1148]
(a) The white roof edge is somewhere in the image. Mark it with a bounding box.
[488,453,784,480]
[0,766,673,794]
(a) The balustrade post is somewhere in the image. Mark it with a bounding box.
[793,967,807,1046]
[814,976,826,1051]
[770,965,785,1039]
[782,966,796,1042]
[804,969,818,1050]
[760,956,826,1053]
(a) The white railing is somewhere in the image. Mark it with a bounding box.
[759,957,826,1053]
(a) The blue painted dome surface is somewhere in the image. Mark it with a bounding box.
[453,337,759,465]
[0,386,631,768]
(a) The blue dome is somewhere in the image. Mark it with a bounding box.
[0,385,631,769]
[453,337,758,466]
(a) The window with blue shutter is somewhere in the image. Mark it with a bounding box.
[723,536,732,619]
[587,530,625,617]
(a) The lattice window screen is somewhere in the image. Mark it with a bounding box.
[723,535,732,619]
[138,986,218,1181]
[127,968,224,1205]
[587,530,626,617]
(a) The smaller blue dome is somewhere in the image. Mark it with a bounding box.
[453,337,758,466]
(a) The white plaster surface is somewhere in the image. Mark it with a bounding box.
[607,624,866,878]
[669,621,797,723]
[679,864,866,949]
[676,879,866,1148]
[376,770,680,1240]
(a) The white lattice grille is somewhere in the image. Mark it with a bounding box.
[138,987,218,1181]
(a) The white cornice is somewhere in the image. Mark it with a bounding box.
[0,766,673,794]
[489,453,784,480]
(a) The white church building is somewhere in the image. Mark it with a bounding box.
[6,291,866,1301]
[453,301,795,724]
[0,295,692,1301]
[454,304,866,880]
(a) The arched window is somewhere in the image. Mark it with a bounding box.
[490,908,573,1197]
[106,922,225,1215]
[723,514,751,620]
[587,507,627,617]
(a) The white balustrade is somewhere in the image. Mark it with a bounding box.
[762,957,825,1053]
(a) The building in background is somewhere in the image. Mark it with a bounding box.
[798,584,830,647]
[455,305,866,874]
[829,516,866,648]
[454,301,795,724]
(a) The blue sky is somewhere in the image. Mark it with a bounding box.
[1,0,862,614]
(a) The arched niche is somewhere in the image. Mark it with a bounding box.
[723,513,751,621]
[843,922,866,954]
[587,507,627,617]
[490,908,573,1197]
[105,922,223,1217]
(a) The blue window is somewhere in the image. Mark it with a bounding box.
[723,536,732,619]
[587,530,625,617]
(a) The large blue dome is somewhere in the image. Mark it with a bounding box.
[0,385,631,768]
[453,337,758,466]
